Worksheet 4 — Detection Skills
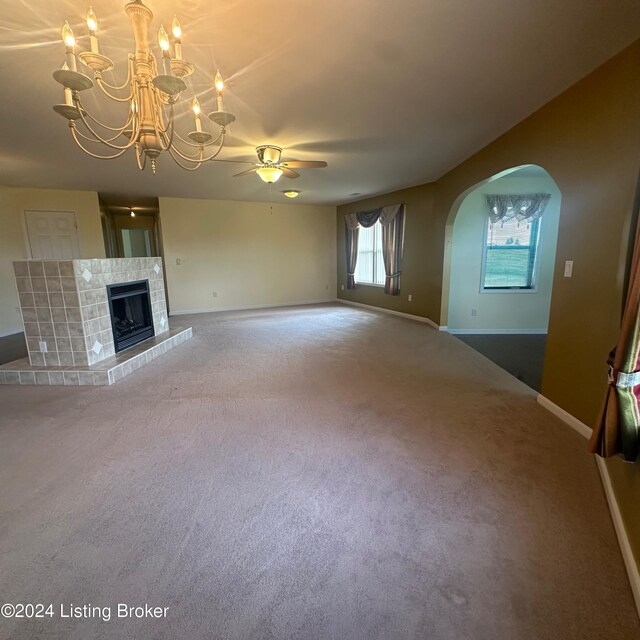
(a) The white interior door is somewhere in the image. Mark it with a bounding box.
[24,210,81,259]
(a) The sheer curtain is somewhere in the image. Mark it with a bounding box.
[354,224,382,285]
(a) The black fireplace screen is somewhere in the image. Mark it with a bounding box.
[106,280,155,353]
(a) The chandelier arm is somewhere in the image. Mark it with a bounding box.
[93,57,134,92]
[95,77,135,102]
[81,106,136,134]
[170,132,227,163]
[73,126,133,145]
[167,144,207,161]
[153,122,173,153]
[153,102,177,152]
[203,134,226,161]
[74,114,139,150]
[151,93,174,138]
[70,126,130,160]
[135,144,147,171]
[168,148,203,171]
[75,98,141,150]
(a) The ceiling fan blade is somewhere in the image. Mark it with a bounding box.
[233,167,259,177]
[280,160,327,169]
[281,167,300,179]
[212,159,258,165]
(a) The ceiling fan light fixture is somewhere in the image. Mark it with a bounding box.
[256,166,283,183]
[257,145,282,164]
[283,190,300,198]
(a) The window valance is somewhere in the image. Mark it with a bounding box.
[344,204,404,231]
[485,194,550,225]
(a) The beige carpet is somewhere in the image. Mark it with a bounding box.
[0,304,637,639]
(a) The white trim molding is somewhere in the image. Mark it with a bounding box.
[536,394,593,439]
[537,394,640,619]
[336,299,440,329]
[595,455,640,618]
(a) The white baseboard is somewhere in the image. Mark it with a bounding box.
[438,325,448,332]
[336,299,440,330]
[536,394,593,439]
[595,456,640,618]
[537,394,640,618]
[447,328,547,335]
[169,299,337,316]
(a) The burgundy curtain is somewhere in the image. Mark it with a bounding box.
[589,214,640,462]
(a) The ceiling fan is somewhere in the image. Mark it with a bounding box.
[233,145,327,183]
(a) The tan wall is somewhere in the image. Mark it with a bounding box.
[0,187,103,335]
[337,184,437,320]
[434,43,640,422]
[159,197,336,313]
[337,41,640,569]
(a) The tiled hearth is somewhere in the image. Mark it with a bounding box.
[0,328,192,386]
[1,258,192,386]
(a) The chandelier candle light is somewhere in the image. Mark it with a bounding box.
[52,1,236,173]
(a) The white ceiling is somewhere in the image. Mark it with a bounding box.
[2,0,639,205]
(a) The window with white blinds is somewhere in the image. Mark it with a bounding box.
[355,221,385,286]
[482,217,541,289]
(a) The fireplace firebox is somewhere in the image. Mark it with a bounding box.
[107,280,155,353]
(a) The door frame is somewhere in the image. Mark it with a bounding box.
[112,214,158,258]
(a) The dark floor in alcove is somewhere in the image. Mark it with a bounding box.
[453,333,546,392]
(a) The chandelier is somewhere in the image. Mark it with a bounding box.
[53,0,236,174]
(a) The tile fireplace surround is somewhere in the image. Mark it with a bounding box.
[0,257,192,386]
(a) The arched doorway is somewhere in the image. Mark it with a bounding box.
[441,165,562,390]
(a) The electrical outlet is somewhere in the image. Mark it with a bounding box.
[408,294,412,302]
[176,258,181,265]
[212,291,218,298]
[471,308,477,317]
[341,285,345,291]
[39,341,48,353]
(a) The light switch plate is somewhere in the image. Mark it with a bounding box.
[39,341,48,353]
[564,260,573,277]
